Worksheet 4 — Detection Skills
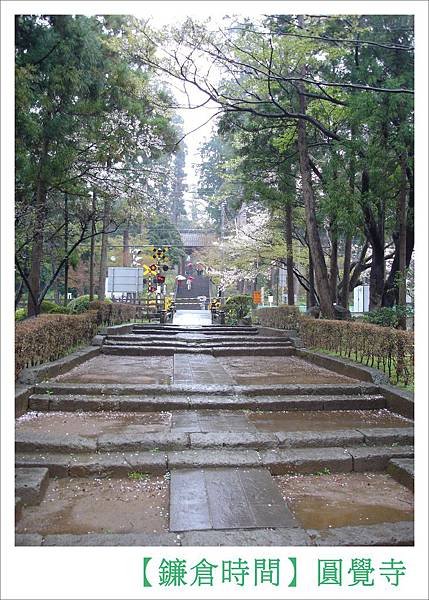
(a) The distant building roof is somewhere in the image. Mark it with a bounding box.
[179,229,216,248]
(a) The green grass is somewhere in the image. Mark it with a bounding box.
[127,471,150,480]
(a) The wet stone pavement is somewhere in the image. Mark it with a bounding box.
[15,319,414,546]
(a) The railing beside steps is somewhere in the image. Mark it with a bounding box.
[111,295,175,324]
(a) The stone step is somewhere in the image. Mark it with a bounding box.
[28,392,386,412]
[15,467,49,505]
[101,344,296,356]
[387,458,414,491]
[169,467,299,532]
[15,450,166,477]
[32,381,380,396]
[16,527,312,546]
[107,335,291,343]
[307,521,414,546]
[104,337,293,347]
[132,328,259,335]
[15,445,414,477]
[15,427,414,454]
[260,445,414,475]
[15,520,413,547]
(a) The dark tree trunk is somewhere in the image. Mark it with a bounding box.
[297,104,333,317]
[329,223,338,304]
[89,192,96,300]
[285,202,295,305]
[307,249,317,308]
[341,234,352,309]
[396,157,408,329]
[123,224,130,267]
[63,193,69,306]
[97,197,111,301]
[369,243,385,310]
[27,173,47,316]
[382,164,414,308]
[361,168,385,310]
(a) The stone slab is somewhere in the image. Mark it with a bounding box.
[15,534,43,546]
[42,533,180,546]
[170,467,297,532]
[97,432,189,451]
[15,453,70,477]
[190,432,277,449]
[15,385,33,417]
[168,449,261,469]
[15,467,49,505]
[261,447,353,475]
[357,427,414,446]
[124,452,168,474]
[275,430,364,448]
[15,432,97,453]
[322,395,385,410]
[307,521,414,546]
[380,385,414,419]
[170,469,211,531]
[387,459,414,491]
[15,497,22,523]
[349,446,414,472]
[180,527,312,546]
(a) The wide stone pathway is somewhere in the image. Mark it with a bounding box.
[15,319,415,546]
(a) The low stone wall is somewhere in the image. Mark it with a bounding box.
[17,346,100,385]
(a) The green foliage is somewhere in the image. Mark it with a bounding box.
[362,306,413,329]
[15,308,27,321]
[224,294,254,324]
[40,300,61,313]
[67,295,91,314]
[46,305,70,314]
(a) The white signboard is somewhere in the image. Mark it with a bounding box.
[107,267,145,293]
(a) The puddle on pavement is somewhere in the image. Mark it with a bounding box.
[16,476,169,535]
[53,355,172,384]
[276,473,414,529]
[219,356,357,384]
[249,409,412,432]
[16,411,172,437]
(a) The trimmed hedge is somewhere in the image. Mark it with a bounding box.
[254,305,301,330]
[300,317,414,387]
[15,302,140,379]
[15,312,98,379]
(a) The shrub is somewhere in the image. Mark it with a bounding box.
[40,299,61,313]
[15,312,99,379]
[15,301,144,380]
[67,295,91,313]
[254,305,301,330]
[15,308,26,321]
[300,317,414,387]
[46,305,70,314]
[362,306,413,328]
[224,295,254,324]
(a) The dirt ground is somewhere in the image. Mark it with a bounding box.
[16,476,169,535]
[276,472,414,529]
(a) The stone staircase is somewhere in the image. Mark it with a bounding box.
[175,273,211,309]
[15,323,414,546]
